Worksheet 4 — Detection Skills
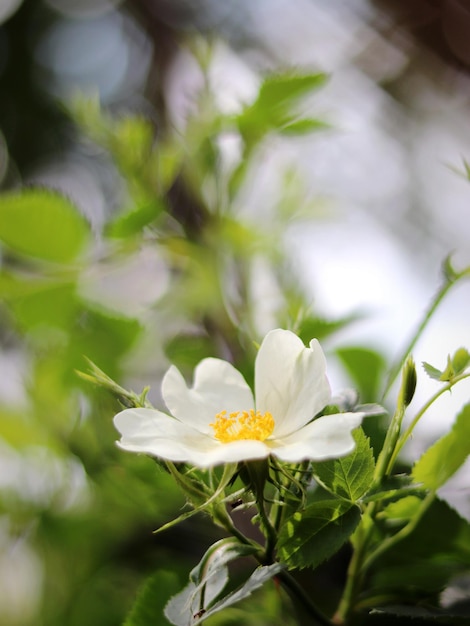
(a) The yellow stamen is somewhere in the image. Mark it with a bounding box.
[210,409,275,443]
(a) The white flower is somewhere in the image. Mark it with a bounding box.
[114,329,364,468]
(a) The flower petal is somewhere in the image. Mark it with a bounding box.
[270,412,364,462]
[255,329,331,437]
[114,408,269,467]
[162,358,254,434]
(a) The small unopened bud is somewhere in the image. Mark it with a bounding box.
[400,357,417,407]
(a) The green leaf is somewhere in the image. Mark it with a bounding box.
[423,348,470,383]
[156,463,237,533]
[107,199,165,238]
[279,118,330,135]
[368,498,470,600]
[379,495,423,525]
[236,72,327,144]
[193,564,283,625]
[412,404,470,490]
[297,313,363,343]
[312,428,375,502]
[164,539,264,626]
[69,306,141,380]
[256,73,327,112]
[164,334,214,374]
[0,188,91,263]
[336,346,386,401]
[357,604,470,625]
[451,348,470,375]
[423,361,443,381]
[123,570,181,626]
[277,499,361,570]
[6,279,78,331]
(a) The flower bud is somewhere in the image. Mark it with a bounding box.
[399,357,417,407]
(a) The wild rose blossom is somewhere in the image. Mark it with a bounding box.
[114,329,364,468]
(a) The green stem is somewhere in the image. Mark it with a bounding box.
[362,490,435,572]
[333,503,377,624]
[387,372,470,471]
[382,263,470,399]
[276,570,333,626]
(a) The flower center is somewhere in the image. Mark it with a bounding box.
[210,409,275,443]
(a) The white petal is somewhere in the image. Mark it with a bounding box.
[113,407,269,467]
[198,440,271,467]
[270,412,364,462]
[162,358,254,434]
[255,329,331,438]
[115,407,215,461]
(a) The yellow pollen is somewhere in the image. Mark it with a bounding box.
[210,409,275,443]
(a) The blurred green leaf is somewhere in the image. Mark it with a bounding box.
[312,428,375,502]
[123,570,180,626]
[297,313,362,343]
[277,499,360,570]
[107,199,166,238]
[336,346,386,402]
[164,334,214,373]
[69,306,142,380]
[255,73,328,112]
[6,279,77,331]
[236,72,327,144]
[0,188,91,263]
[412,404,470,490]
[279,117,330,135]
[452,347,470,375]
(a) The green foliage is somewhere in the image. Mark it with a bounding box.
[0,188,91,263]
[312,428,375,501]
[277,500,361,570]
[1,34,470,626]
[423,348,470,382]
[236,72,328,145]
[164,539,279,626]
[412,404,470,490]
[123,570,181,626]
[368,498,470,601]
[336,346,386,401]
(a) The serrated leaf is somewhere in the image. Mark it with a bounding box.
[422,361,443,381]
[123,570,180,626]
[312,428,375,501]
[164,539,265,626]
[191,564,283,625]
[412,404,470,490]
[0,188,90,263]
[277,499,361,570]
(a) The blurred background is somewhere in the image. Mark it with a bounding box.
[1,0,470,624]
